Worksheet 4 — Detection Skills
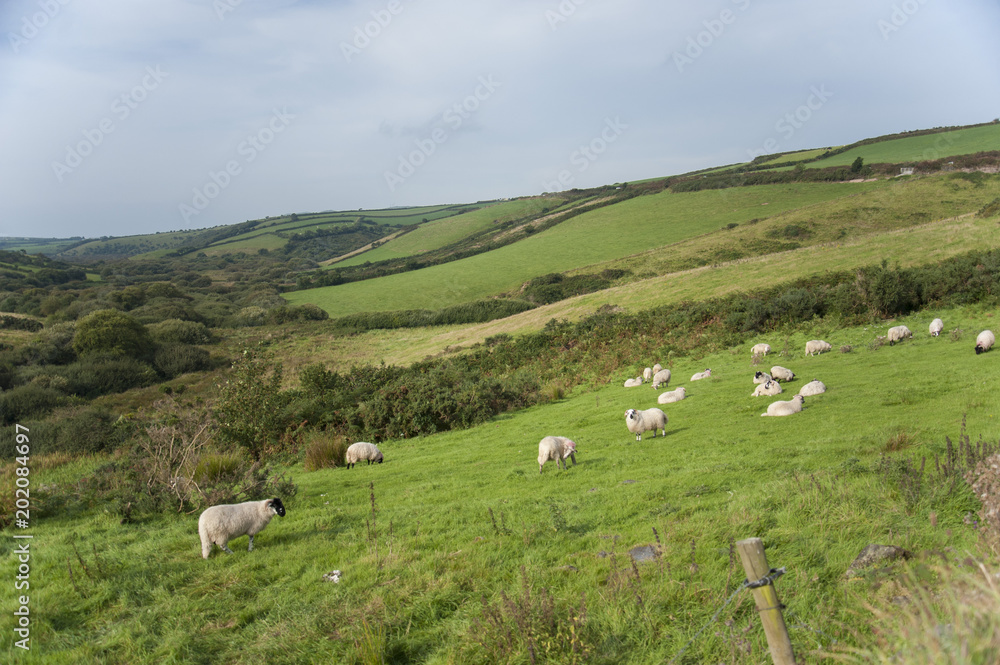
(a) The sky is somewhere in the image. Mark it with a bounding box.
[1,0,998,240]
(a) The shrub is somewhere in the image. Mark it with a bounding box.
[72,309,154,361]
[154,343,211,379]
[0,384,63,425]
[0,314,42,332]
[215,347,291,460]
[304,434,348,471]
[60,355,159,398]
[147,319,212,344]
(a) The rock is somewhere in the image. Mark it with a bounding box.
[629,545,657,562]
[845,544,911,577]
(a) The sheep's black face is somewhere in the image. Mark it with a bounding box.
[269,498,286,517]
[625,409,637,421]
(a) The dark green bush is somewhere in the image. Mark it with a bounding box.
[0,384,63,425]
[60,355,159,398]
[154,344,212,379]
[147,319,212,345]
[0,314,42,332]
[72,309,154,361]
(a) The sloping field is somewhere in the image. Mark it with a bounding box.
[802,123,1000,169]
[286,182,887,316]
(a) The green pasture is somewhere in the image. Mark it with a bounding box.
[5,305,997,663]
[287,181,887,316]
[757,147,837,166]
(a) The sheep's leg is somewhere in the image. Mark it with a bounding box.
[569,452,576,466]
[248,535,254,552]
[221,543,234,555]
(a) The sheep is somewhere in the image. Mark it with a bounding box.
[657,386,686,404]
[624,408,667,441]
[538,436,576,473]
[761,395,805,417]
[751,343,771,357]
[770,366,795,382]
[805,340,832,356]
[929,318,944,337]
[199,498,286,558]
[751,380,783,397]
[651,368,672,389]
[753,371,772,385]
[887,325,913,345]
[976,330,995,354]
[642,367,653,382]
[652,363,663,374]
[623,376,643,388]
[345,442,384,469]
[690,369,712,381]
[797,379,827,396]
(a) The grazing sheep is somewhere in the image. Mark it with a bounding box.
[690,369,712,381]
[623,376,643,388]
[652,363,663,374]
[887,325,913,345]
[199,498,286,559]
[538,436,575,473]
[751,343,771,356]
[345,442,384,469]
[753,371,772,385]
[976,330,995,354]
[651,368,672,389]
[751,380,783,397]
[929,318,944,337]
[761,395,805,417]
[657,386,686,404]
[797,379,827,396]
[642,367,653,382]
[805,340,832,356]
[624,408,668,441]
[770,366,795,382]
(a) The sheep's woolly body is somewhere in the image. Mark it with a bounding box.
[751,343,771,357]
[797,380,826,397]
[887,325,913,345]
[690,369,711,381]
[642,367,653,382]
[752,380,782,397]
[538,436,576,473]
[753,371,771,385]
[345,442,384,468]
[976,330,995,354]
[805,340,832,356]
[199,498,285,559]
[657,386,686,404]
[929,318,944,337]
[761,395,805,417]
[624,408,668,441]
[652,363,663,374]
[770,366,795,382]
[623,376,643,388]
[651,369,672,389]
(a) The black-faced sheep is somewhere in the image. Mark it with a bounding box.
[929,318,944,337]
[976,330,995,354]
[345,442,384,469]
[751,380,782,397]
[199,498,286,558]
[753,371,771,385]
[887,325,913,345]
[624,408,667,441]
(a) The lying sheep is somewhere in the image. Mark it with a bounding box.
[538,436,576,473]
[345,442,384,469]
[657,386,686,404]
[642,367,653,382]
[770,366,795,382]
[797,379,826,396]
[805,340,832,356]
[887,325,913,345]
[751,343,771,357]
[976,330,995,354]
[624,408,667,441]
[761,395,805,417]
[199,498,286,558]
[623,376,643,388]
[929,318,944,337]
[690,369,712,381]
[753,371,771,385]
[651,368,672,389]
[751,380,782,397]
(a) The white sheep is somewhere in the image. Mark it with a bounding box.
[690,369,712,381]
[345,442,384,469]
[753,371,771,384]
[751,380,783,397]
[761,395,805,417]
[624,408,667,441]
[623,376,643,388]
[797,379,826,396]
[538,436,576,473]
[770,366,795,382]
[199,498,286,558]
[976,330,995,354]
[651,368,672,389]
[805,340,832,356]
[642,367,653,382]
[657,386,686,404]
[652,363,663,374]
[751,343,771,357]
[887,325,913,345]
[929,318,944,337]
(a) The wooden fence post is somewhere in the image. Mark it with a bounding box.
[736,537,796,665]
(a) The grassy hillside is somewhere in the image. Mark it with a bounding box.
[6,305,998,663]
